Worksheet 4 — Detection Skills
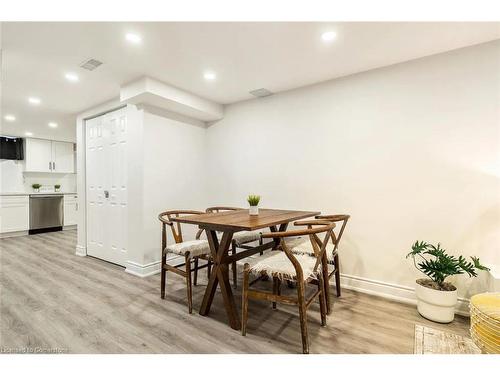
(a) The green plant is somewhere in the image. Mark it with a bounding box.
[247,194,261,206]
[54,184,61,189]
[32,183,41,189]
[406,241,489,290]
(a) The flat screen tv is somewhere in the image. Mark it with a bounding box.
[0,137,24,160]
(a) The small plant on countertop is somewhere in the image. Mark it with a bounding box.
[406,241,489,291]
[247,195,261,207]
[54,184,61,192]
[32,183,41,190]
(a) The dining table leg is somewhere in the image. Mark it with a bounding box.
[270,223,288,249]
[270,223,291,286]
[199,230,240,330]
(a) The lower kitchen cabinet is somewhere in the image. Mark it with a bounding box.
[0,195,29,234]
[63,194,78,226]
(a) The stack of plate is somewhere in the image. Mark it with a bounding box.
[470,292,500,354]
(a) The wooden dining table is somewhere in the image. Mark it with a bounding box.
[171,208,320,330]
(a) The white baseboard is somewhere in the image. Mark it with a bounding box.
[339,273,470,317]
[75,245,87,257]
[125,260,161,278]
[77,251,470,316]
[63,225,77,231]
[0,230,29,238]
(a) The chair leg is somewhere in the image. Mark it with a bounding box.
[272,277,280,309]
[160,252,166,299]
[232,243,237,289]
[334,254,341,297]
[241,265,250,336]
[207,259,211,279]
[259,237,263,256]
[318,274,327,327]
[324,260,332,315]
[296,279,309,354]
[185,254,193,314]
[193,257,199,286]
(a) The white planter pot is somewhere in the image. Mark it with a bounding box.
[415,281,457,323]
[249,206,259,216]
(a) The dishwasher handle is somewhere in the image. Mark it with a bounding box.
[31,195,64,198]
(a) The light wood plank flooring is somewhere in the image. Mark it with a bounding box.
[0,230,470,354]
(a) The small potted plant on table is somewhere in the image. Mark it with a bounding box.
[407,241,489,323]
[54,184,61,192]
[247,195,261,216]
[32,183,41,193]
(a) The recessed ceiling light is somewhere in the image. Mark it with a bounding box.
[4,114,16,122]
[28,97,41,105]
[126,33,142,44]
[204,72,216,81]
[65,72,79,82]
[25,132,33,137]
[321,31,337,42]
[48,122,58,128]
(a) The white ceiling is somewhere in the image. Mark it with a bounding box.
[2,22,499,142]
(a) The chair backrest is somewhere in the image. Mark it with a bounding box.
[261,220,336,279]
[315,214,350,255]
[158,210,205,248]
[205,206,242,213]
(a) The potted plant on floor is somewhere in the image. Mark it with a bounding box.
[247,194,261,216]
[406,241,489,323]
[32,183,41,193]
[54,184,61,192]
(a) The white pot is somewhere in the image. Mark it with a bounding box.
[415,281,457,323]
[249,206,259,216]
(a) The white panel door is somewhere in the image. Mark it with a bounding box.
[85,107,128,266]
[106,110,128,258]
[25,138,53,172]
[52,141,75,173]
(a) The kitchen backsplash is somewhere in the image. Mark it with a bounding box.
[0,159,77,193]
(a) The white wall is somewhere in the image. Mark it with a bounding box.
[0,156,76,193]
[139,106,207,266]
[205,40,500,300]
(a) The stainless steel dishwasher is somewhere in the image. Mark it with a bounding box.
[29,195,64,234]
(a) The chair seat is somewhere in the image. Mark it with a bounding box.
[291,241,337,261]
[284,237,309,249]
[232,230,261,246]
[166,239,211,258]
[245,250,318,280]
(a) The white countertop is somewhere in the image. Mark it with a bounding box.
[0,192,77,196]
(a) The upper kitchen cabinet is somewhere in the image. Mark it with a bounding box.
[52,141,75,173]
[25,138,75,173]
[24,138,52,172]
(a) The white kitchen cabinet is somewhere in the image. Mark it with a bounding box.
[24,138,53,172]
[0,195,29,234]
[25,138,75,173]
[52,141,75,173]
[63,194,78,226]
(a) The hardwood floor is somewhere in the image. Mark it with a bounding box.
[0,230,470,354]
